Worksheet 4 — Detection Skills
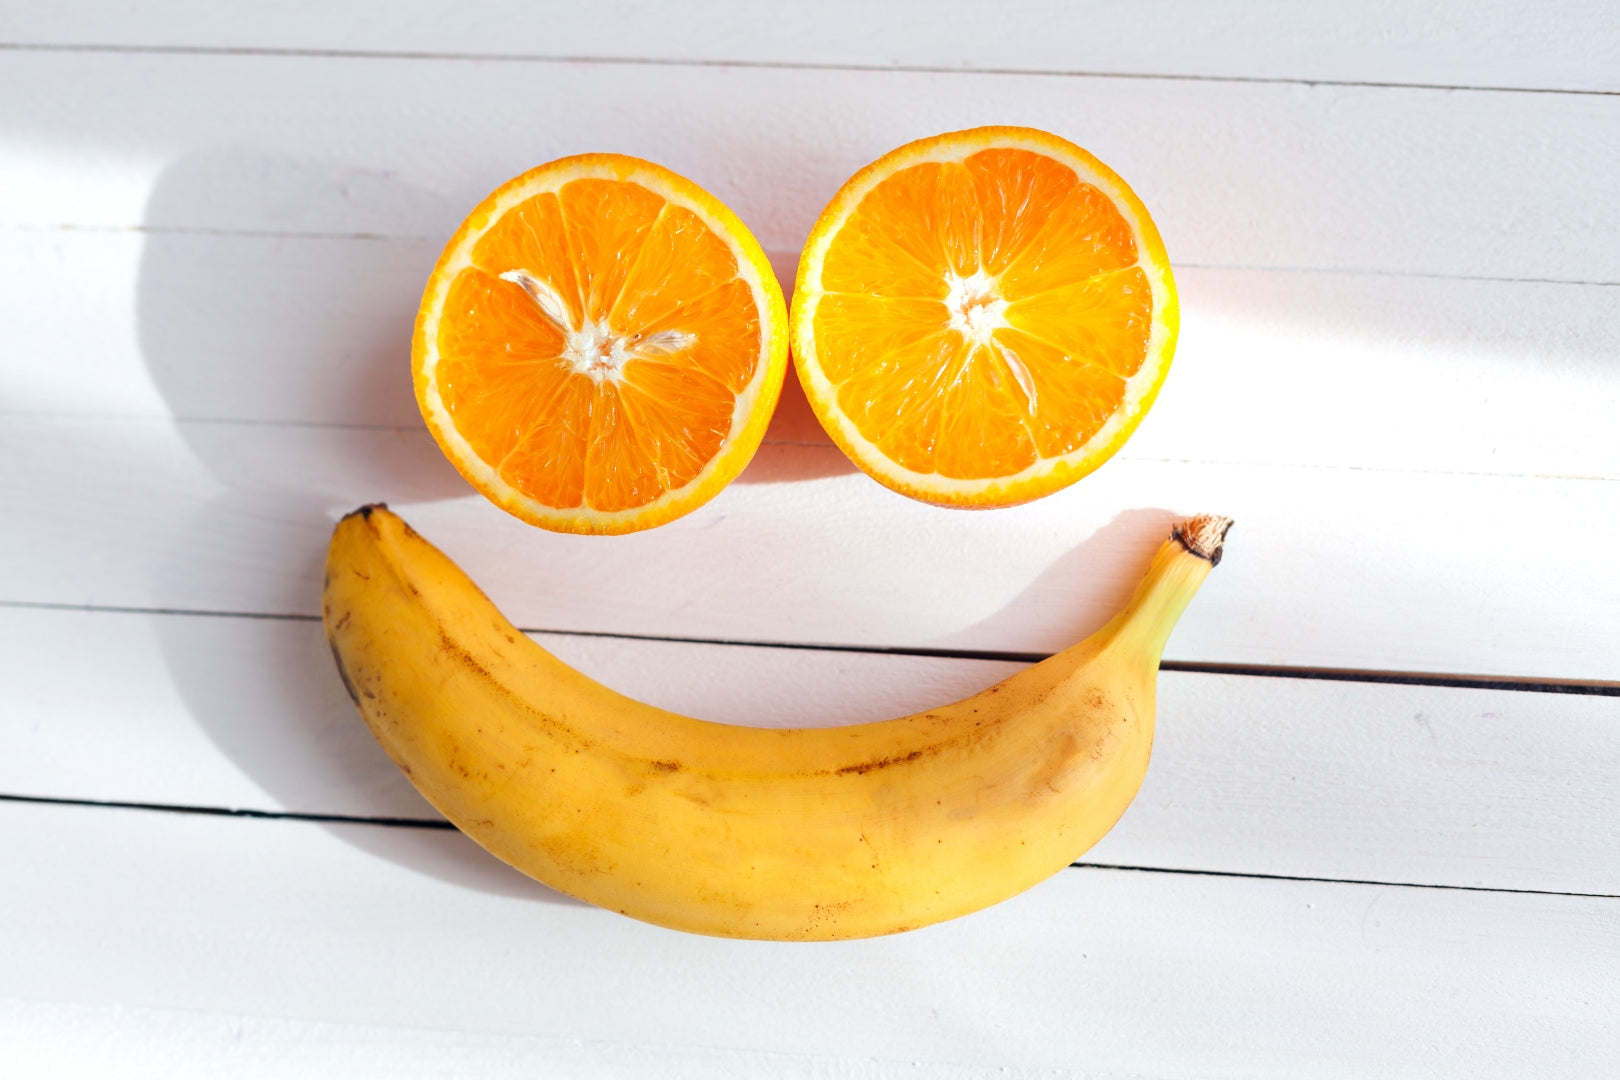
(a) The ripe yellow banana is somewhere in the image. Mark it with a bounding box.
[324,506,1230,940]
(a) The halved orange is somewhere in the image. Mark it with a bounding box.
[791,127,1177,507]
[414,154,788,534]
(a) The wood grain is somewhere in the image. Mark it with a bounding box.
[5,1,1617,93]
[4,606,1617,895]
[8,229,1618,486]
[6,5,1620,1071]
[5,416,1617,679]
[4,51,1618,281]
[7,4,1620,1073]
[0,998,1100,1080]
[4,799,1616,1077]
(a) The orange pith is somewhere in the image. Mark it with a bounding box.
[792,127,1177,507]
[415,155,788,534]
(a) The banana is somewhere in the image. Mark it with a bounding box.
[323,505,1231,940]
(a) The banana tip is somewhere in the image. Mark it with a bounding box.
[343,503,391,523]
[1172,515,1234,566]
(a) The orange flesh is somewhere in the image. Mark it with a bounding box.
[433,179,761,512]
[813,148,1151,479]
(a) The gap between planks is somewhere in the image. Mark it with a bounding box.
[2,40,1617,100]
[8,225,1619,290]
[5,411,1620,487]
[4,792,1614,903]
[4,599,1617,698]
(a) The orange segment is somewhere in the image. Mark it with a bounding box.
[469,192,584,328]
[556,178,666,323]
[932,346,1041,480]
[497,377,593,508]
[435,266,572,470]
[834,160,982,282]
[1004,267,1155,379]
[993,329,1127,458]
[610,203,742,333]
[611,360,735,490]
[792,127,1178,507]
[810,294,952,385]
[965,148,1083,276]
[837,329,967,475]
[639,279,763,395]
[414,154,788,534]
[995,180,1141,299]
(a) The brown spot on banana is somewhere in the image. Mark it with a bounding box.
[832,746,931,776]
[437,627,495,680]
[1027,731,1085,797]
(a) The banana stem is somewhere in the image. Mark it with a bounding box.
[1099,515,1233,665]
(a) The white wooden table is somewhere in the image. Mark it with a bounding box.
[4,4,1618,1075]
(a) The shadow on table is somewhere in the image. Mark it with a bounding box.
[942,505,1181,654]
[736,363,857,484]
[144,510,579,905]
[735,251,856,483]
[132,149,1173,902]
[133,151,592,902]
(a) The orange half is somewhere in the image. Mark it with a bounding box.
[791,127,1178,507]
[415,154,788,534]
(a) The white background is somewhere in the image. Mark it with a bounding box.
[2,3,1617,1076]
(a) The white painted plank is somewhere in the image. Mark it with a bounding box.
[0,607,1024,822]
[4,801,1616,1077]
[4,1,1617,94]
[4,606,1616,895]
[4,51,1618,282]
[8,229,1619,485]
[0,230,431,424]
[0,999,1071,1080]
[3,416,1616,680]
